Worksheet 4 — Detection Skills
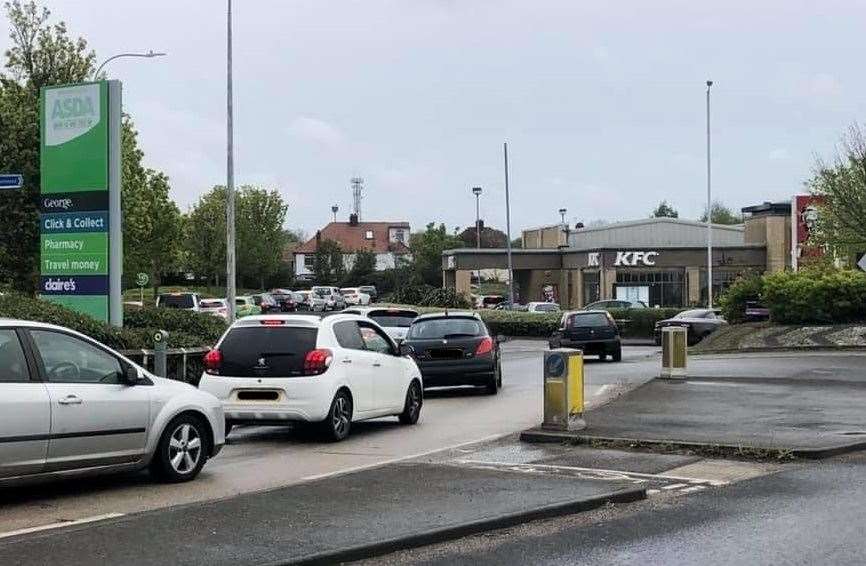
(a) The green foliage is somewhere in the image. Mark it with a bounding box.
[417,287,472,309]
[651,200,679,218]
[718,274,765,323]
[700,201,741,225]
[457,225,508,248]
[762,268,866,324]
[389,284,437,305]
[123,307,227,343]
[341,248,376,286]
[408,223,462,286]
[312,239,344,285]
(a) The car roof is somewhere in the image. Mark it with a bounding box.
[414,311,480,321]
[344,306,419,315]
[564,309,609,316]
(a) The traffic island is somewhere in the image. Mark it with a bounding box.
[521,376,866,459]
[0,463,645,566]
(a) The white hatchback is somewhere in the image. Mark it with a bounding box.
[342,307,419,342]
[198,314,423,441]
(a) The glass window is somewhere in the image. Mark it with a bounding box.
[568,313,610,327]
[158,294,195,309]
[616,270,684,308]
[359,324,392,354]
[31,330,122,384]
[304,255,315,268]
[0,330,30,383]
[407,318,486,339]
[334,321,365,350]
[369,310,418,328]
[582,271,600,305]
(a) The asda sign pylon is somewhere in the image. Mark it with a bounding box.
[40,81,123,325]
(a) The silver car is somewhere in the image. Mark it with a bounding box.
[0,320,225,486]
[342,307,419,342]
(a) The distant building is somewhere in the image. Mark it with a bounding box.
[294,214,410,279]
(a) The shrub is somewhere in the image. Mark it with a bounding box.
[124,307,227,343]
[389,284,437,305]
[719,274,765,323]
[473,307,679,339]
[763,268,866,323]
[418,288,472,309]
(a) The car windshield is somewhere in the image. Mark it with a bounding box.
[568,313,609,327]
[369,309,418,328]
[219,326,318,378]
[535,303,559,312]
[200,300,224,309]
[158,294,194,309]
[407,318,485,339]
[676,310,708,319]
[312,287,330,297]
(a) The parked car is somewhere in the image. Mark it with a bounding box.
[342,307,419,342]
[340,287,372,306]
[549,310,622,361]
[492,302,527,311]
[358,285,378,303]
[199,314,423,441]
[296,290,326,312]
[252,293,281,314]
[156,292,202,312]
[269,289,299,312]
[0,320,224,485]
[744,301,770,322]
[527,302,560,314]
[583,299,648,311]
[199,298,228,320]
[234,296,259,317]
[654,309,727,345]
[312,286,346,311]
[474,295,506,309]
[402,312,503,394]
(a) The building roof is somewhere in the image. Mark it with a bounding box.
[295,221,410,254]
[566,217,745,249]
[741,201,791,216]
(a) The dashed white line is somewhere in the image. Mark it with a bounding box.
[0,513,125,540]
[661,483,688,490]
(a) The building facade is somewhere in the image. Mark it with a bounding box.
[442,203,792,309]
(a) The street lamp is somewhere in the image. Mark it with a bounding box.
[472,186,483,286]
[93,50,166,79]
[559,208,569,248]
[706,79,713,308]
[331,204,339,223]
[559,208,567,225]
[226,0,237,321]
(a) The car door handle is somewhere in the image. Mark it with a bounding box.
[372,362,382,367]
[58,395,82,405]
[341,359,353,364]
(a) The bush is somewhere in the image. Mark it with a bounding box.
[124,307,227,343]
[763,268,866,324]
[473,307,679,339]
[719,274,765,324]
[389,284,437,305]
[418,288,472,309]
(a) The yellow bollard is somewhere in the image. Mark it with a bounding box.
[543,349,586,431]
[661,326,688,379]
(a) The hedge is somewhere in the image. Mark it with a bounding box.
[718,274,764,324]
[124,307,227,343]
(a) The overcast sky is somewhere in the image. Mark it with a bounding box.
[6,1,864,235]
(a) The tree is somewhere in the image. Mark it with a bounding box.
[0,0,95,291]
[457,225,508,248]
[312,239,344,285]
[651,200,679,218]
[700,201,741,225]
[186,187,227,286]
[808,124,866,257]
[343,248,376,285]
[236,187,288,289]
[408,223,462,286]
[510,237,523,249]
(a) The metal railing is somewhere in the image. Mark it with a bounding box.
[119,347,210,386]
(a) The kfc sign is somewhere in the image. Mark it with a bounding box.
[614,251,658,267]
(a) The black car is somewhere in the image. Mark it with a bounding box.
[548,310,622,362]
[269,289,298,312]
[251,293,281,314]
[403,312,502,394]
[654,309,727,345]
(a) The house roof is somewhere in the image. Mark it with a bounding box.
[295,221,411,254]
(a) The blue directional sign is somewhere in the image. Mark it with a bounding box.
[0,174,23,190]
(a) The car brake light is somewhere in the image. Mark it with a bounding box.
[203,349,222,374]
[260,319,285,326]
[475,337,494,356]
[304,348,333,375]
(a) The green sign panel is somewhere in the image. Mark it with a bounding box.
[39,81,121,323]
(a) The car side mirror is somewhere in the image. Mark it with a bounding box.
[122,365,140,385]
[399,343,414,357]
[496,335,508,343]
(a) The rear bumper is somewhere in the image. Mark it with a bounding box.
[416,358,496,387]
[199,375,333,423]
[555,338,620,354]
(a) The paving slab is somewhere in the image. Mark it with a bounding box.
[522,377,866,458]
[538,448,701,474]
[0,463,645,566]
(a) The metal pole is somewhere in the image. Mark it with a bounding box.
[226,0,237,321]
[504,142,515,306]
[706,80,713,309]
[107,80,123,327]
[475,194,481,249]
[93,51,167,80]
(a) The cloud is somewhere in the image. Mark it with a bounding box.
[768,148,790,161]
[288,116,347,149]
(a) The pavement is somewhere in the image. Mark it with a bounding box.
[522,352,866,457]
[0,462,645,566]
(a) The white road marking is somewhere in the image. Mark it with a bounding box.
[679,485,707,494]
[0,513,124,540]
[661,483,688,490]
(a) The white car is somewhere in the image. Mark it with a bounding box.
[0,320,225,486]
[340,287,371,306]
[199,298,228,320]
[311,286,346,311]
[527,302,561,314]
[198,314,423,441]
[342,307,419,342]
[156,292,202,312]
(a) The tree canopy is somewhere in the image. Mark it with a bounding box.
[457,225,508,248]
[651,200,679,218]
[700,201,741,225]
[409,223,462,286]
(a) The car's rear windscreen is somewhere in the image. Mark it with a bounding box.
[568,313,609,327]
[369,310,418,328]
[200,300,224,309]
[158,295,194,309]
[219,326,318,377]
[407,318,485,339]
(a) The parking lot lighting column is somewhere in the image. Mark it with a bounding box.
[473,186,483,285]
[226,0,237,321]
[706,79,713,309]
[504,143,515,306]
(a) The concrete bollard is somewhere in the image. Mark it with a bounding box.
[542,349,586,431]
[153,330,169,378]
[661,326,687,379]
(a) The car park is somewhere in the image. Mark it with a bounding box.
[549,310,622,361]
[252,293,281,314]
[342,307,419,342]
[583,299,648,311]
[199,298,228,320]
[358,285,378,303]
[340,287,371,306]
[526,302,560,314]
[402,312,503,394]
[269,289,299,312]
[234,296,259,317]
[296,290,325,312]
[0,320,224,485]
[654,308,727,345]
[156,292,202,312]
[198,314,423,441]
[311,286,346,311]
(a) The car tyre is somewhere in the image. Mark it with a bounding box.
[398,381,423,425]
[612,346,622,362]
[224,420,233,437]
[485,363,501,395]
[599,353,607,361]
[150,414,209,483]
[320,390,352,441]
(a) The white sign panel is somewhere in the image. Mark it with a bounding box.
[44,83,101,146]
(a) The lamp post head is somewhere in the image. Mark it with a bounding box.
[146,50,168,58]
[706,80,713,88]
[558,208,567,215]
[331,205,339,213]
[472,186,482,196]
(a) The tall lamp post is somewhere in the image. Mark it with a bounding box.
[226,0,237,321]
[504,143,514,306]
[331,205,339,223]
[472,186,483,285]
[93,50,166,79]
[705,79,713,309]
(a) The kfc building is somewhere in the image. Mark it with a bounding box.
[443,200,803,309]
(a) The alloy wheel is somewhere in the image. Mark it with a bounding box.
[332,396,351,437]
[168,423,202,475]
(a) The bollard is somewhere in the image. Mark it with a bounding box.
[661,326,687,379]
[542,349,585,431]
[153,330,169,378]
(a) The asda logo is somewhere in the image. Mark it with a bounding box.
[44,83,101,147]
